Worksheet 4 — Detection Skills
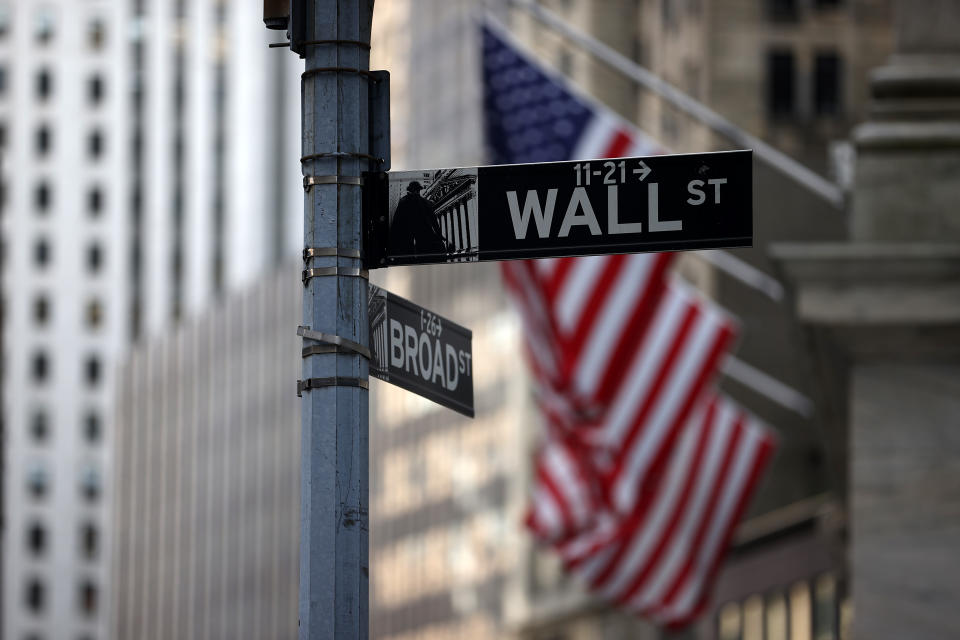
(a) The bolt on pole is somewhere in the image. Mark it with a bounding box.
[270,0,375,638]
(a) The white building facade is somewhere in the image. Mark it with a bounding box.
[0,1,302,638]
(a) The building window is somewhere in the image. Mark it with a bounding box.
[80,466,100,502]
[84,355,101,387]
[766,592,788,640]
[87,18,105,51]
[631,36,645,66]
[0,5,10,38]
[35,181,51,212]
[79,522,99,560]
[766,49,796,118]
[26,463,49,499]
[85,299,103,329]
[35,125,51,156]
[34,238,51,267]
[31,350,50,383]
[767,0,798,21]
[814,52,843,116]
[33,294,50,325]
[0,121,7,147]
[36,68,51,101]
[87,186,103,216]
[86,242,103,274]
[88,75,104,105]
[26,521,47,556]
[87,129,103,159]
[662,0,678,29]
[35,7,54,44]
[24,576,46,613]
[83,411,101,443]
[78,580,98,617]
[716,574,846,640]
[30,409,50,442]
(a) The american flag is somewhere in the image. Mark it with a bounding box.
[482,24,662,165]
[484,20,777,627]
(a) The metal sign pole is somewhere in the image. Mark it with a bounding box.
[298,1,372,637]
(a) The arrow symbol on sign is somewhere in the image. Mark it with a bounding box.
[633,161,652,182]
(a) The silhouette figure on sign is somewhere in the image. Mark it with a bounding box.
[390,181,449,257]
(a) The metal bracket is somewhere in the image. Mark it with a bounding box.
[302,67,378,81]
[301,151,382,164]
[272,38,371,50]
[302,344,340,357]
[297,377,369,397]
[369,70,391,172]
[303,247,362,261]
[302,266,368,285]
[304,175,364,191]
[298,325,371,360]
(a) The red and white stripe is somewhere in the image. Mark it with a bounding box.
[533,258,738,515]
[570,394,777,627]
[501,259,562,387]
[596,282,738,514]
[539,253,674,399]
[525,437,601,544]
[572,110,664,160]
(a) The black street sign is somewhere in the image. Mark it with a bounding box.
[368,284,474,418]
[363,150,752,267]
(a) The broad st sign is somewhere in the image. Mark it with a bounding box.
[368,284,474,417]
[363,150,752,267]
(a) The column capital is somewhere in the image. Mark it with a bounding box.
[771,243,960,359]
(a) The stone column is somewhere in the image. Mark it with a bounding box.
[772,2,960,638]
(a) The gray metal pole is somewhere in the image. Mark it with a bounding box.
[299,1,373,638]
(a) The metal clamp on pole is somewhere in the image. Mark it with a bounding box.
[298,325,371,360]
[303,247,363,261]
[301,266,368,285]
[270,38,372,50]
[302,67,378,81]
[297,377,369,397]
[304,175,364,191]
[301,151,382,164]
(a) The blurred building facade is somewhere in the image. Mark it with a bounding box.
[0,0,301,638]
[774,1,960,637]
[111,268,301,639]
[109,258,532,640]
[374,1,893,639]
[106,1,929,640]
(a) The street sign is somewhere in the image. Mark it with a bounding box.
[364,150,752,267]
[368,284,474,418]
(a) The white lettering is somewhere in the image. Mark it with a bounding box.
[445,344,459,391]
[431,339,446,387]
[404,325,419,376]
[390,319,404,368]
[607,184,642,235]
[459,352,473,377]
[648,183,682,232]
[709,178,727,203]
[418,332,432,380]
[686,179,706,205]
[506,189,558,239]
[558,187,601,237]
